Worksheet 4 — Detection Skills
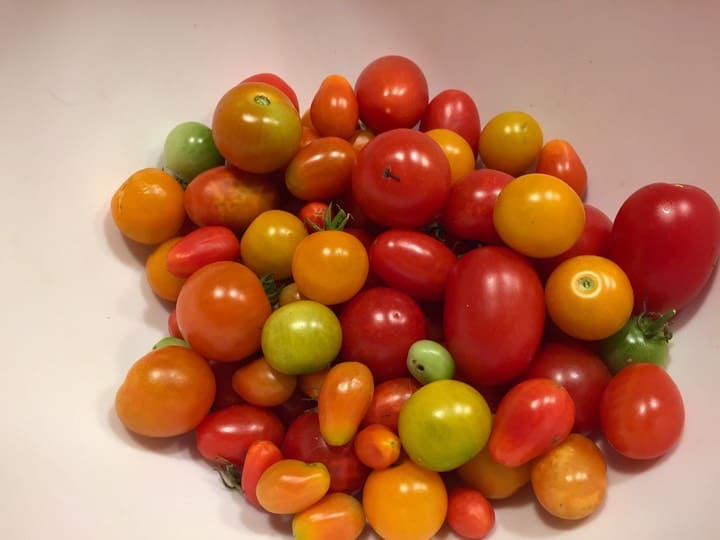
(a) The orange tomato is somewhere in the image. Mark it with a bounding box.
[297,367,330,400]
[300,125,321,148]
[310,74,359,139]
[545,255,634,340]
[145,237,187,302]
[292,492,366,540]
[456,445,531,500]
[425,128,476,184]
[348,129,374,154]
[285,137,356,201]
[278,282,307,306]
[353,424,401,469]
[255,459,331,514]
[318,361,374,446]
[535,139,588,199]
[362,456,447,540]
[231,357,297,407]
[111,167,185,245]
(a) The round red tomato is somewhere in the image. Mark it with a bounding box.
[339,287,427,382]
[420,89,481,156]
[444,246,546,387]
[361,377,420,432]
[354,55,428,133]
[351,128,452,229]
[608,182,720,313]
[446,487,495,539]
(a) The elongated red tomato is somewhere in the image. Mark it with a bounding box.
[420,89,481,157]
[166,225,240,278]
[444,246,546,387]
[240,440,283,509]
[310,74,359,139]
[535,139,588,199]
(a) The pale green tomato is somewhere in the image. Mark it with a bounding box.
[163,121,224,184]
[398,379,492,472]
[152,336,190,350]
[407,339,455,384]
[261,300,342,375]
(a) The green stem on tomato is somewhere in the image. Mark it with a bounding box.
[638,308,677,339]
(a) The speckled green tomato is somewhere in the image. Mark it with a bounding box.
[262,300,342,375]
[398,379,492,472]
[406,339,455,384]
[163,121,224,184]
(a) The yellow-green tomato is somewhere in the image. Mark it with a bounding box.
[261,300,342,375]
[398,379,492,472]
[406,339,455,384]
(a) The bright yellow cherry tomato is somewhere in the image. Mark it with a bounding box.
[493,173,585,258]
[425,128,476,184]
[240,210,308,280]
[545,255,634,340]
[478,111,543,176]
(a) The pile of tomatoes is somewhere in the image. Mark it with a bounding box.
[110,55,720,539]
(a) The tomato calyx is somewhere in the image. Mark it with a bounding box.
[308,202,351,232]
[382,167,402,182]
[260,273,286,307]
[254,94,271,107]
[214,457,242,490]
[636,308,676,340]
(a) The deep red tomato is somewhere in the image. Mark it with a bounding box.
[420,89,482,157]
[440,169,514,244]
[368,229,457,302]
[608,182,720,313]
[354,55,428,133]
[446,487,496,539]
[195,404,285,467]
[444,246,546,387]
[488,378,575,467]
[283,411,370,493]
[339,287,428,382]
[600,363,685,460]
[241,72,299,111]
[521,341,612,434]
[351,128,452,229]
[361,377,420,432]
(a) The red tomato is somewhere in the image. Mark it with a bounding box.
[241,72,299,111]
[354,55,429,133]
[600,363,685,460]
[175,261,272,362]
[446,487,496,539]
[240,439,283,509]
[298,201,329,233]
[420,89,481,157]
[285,137,356,201]
[195,404,285,467]
[535,139,588,198]
[368,229,457,302]
[351,128,452,229]
[339,287,428,382]
[522,341,612,433]
[488,378,575,467]
[361,377,420,432]
[283,412,370,493]
[608,182,720,312]
[166,225,240,278]
[310,74,359,139]
[444,246,546,387]
[440,169,514,244]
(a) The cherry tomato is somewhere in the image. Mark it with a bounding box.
[600,363,685,460]
[212,81,302,173]
[457,445,531,500]
[351,128,452,229]
[339,287,427,382]
[354,55,429,133]
[478,111,543,176]
[231,356,297,407]
[310,74,359,139]
[608,182,720,313]
[535,138,588,198]
[545,255,634,341]
[444,246,545,387]
[361,377,420,432]
[493,173,586,258]
[114,346,216,438]
[298,201,329,233]
[488,378,575,467]
[292,492,366,540]
[183,165,280,235]
[111,167,185,245]
[362,456,447,540]
[522,341,612,433]
[531,433,607,520]
[255,459,331,514]
[241,72,300,111]
[291,230,368,305]
[425,128,476,183]
[420,89,481,157]
[406,339,455,384]
[240,439,283,509]
[446,487,496,539]
[285,137,356,201]
[165,225,241,278]
[163,121,224,184]
[145,237,186,302]
[195,403,285,467]
[353,424,401,470]
[175,261,272,362]
[318,361,374,446]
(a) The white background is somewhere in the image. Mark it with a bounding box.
[1,0,718,539]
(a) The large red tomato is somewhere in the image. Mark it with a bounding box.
[444,246,546,387]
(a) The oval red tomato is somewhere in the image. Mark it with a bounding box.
[420,89,481,156]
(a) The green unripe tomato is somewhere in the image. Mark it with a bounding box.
[152,336,190,350]
[407,339,455,384]
[163,121,224,184]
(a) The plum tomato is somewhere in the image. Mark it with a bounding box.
[478,111,543,176]
[255,459,331,514]
[535,138,588,199]
[239,439,283,509]
[292,492,366,540]
[165,225,241,279]
[420,88,481,156]
[310,74,359,140]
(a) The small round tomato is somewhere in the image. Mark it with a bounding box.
[362,456,447,540]
[285,137,356,201]
[310,74,359,139]
[291,230,368,305]
[478,111,543,175]
[145,237,186,301]
[115,346,216,438]
[353,424,401,470]
[361,377,420,431]
[425,128,476,184]
[406,339,455,384]
[163,121,224,184]
[111,167,186,245]
[298,202,329,233]
[420,89,481,157]
[457,445,531,500]
[212,81,302,173]
[493,173,586,258]
[256,459,331,514]
[292,492,366,540]
[535,138,588,199]
[446,487,495,539]
[175,261,272,362]
[600,363,684,460]
[531,433,607,520]
[545,255,634,341]
[231,356,297,407]
[240,210,308,281]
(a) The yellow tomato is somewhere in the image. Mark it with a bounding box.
[545,255,634,340]
[478,111,543,176]
[145,237,187,302]
[240,210,308,280]
[425,128,476,183]
[493,173,585,258]
[457,445,531,500]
